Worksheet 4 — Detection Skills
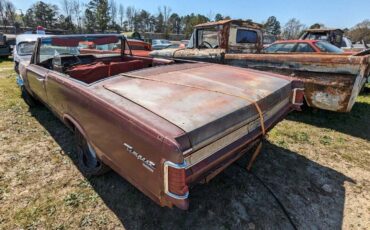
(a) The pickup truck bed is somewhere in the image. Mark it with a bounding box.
[149,19,370,112]
[226,53,370,112]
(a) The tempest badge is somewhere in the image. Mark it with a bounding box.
[124,143,156,172]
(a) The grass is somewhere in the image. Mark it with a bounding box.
[0,58,16,78]
[0,59,369,229]
[268,88,370,169]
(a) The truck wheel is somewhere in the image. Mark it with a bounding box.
[75,129,110,176]
[21,86,38,107]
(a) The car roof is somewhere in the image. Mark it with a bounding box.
[195,19,262,29]
[273,40,319,44]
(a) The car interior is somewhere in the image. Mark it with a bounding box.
[39,53,175,84]
[36,36,178,84]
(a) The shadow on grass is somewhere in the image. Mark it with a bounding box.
[286,100,370,141]
[0,57,13,63]
[29,106,354,229]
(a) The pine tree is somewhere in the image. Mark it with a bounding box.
[264,16,281,35]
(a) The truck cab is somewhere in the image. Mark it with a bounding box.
[150,19,263,63]
[299,28,352,49]
[150,20,370,113]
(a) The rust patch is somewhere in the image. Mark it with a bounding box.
[226,53,370,112]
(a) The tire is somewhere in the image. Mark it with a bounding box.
[75,129,110,176]
[21,86,38,107]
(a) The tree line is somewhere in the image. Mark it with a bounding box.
[0,0,369,42]
[0,0,222,37]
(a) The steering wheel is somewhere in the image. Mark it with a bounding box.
[199,41,213,49]
[58,53,82,67]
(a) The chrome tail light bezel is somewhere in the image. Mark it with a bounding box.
[163,161,189,200]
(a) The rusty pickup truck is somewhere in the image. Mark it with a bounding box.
[17,34,303,209]
[150,19,370,112]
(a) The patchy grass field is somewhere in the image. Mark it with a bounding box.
[0,58,16,78]
[0,59,369,229]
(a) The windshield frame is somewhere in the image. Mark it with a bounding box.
[16,41,36,56]
[35,35,128,64]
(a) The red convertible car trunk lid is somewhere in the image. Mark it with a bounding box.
[103,63,292,150]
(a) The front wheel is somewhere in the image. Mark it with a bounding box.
[75,129,110,176]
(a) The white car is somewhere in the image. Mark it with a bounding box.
[13,34,48,73]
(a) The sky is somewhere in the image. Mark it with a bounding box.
[11,0,370,29]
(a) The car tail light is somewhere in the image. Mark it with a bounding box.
[164,161,189,200]
[292,88,305,106]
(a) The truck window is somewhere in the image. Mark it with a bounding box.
[187,32,195,48]
[295,43,315,52]
[197,27,219,48]
[236,29,257,43]
[307,33,327,41]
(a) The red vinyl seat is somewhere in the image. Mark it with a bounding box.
[67,60,144,84]
[67,62,109,84]
[109,60,144,76]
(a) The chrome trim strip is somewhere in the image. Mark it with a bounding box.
[184,97,289,169]
[163,161,189,200]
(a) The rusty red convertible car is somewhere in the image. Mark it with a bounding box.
[17,34,303,209]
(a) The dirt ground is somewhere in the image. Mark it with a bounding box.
[0,58,369,229]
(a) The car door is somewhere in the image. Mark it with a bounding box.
[174,28,225,63]
[26,58,49,103]
[25,38,51,103]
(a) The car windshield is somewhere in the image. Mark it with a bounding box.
[197,27,219,48]
[17,41,36,56]
[315,41,343,53]
[39,35,124,63]
[264,43,295,53]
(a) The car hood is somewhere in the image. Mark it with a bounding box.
[103,63,292,150]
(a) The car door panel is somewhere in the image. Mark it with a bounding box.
[26,64,48,102]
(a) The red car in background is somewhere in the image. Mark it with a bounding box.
[263,40,346,54]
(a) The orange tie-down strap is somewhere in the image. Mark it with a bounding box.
[122,73,266,169]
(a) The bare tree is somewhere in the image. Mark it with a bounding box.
[348,19,370,43]
[118,3,124,28]
[126,6,136,31]
[5,0,16,26]
[0,0,5,27]
[207,10,214,22]
[0,0,16,29]
[61,0,72,17]
[158,6,171,34]
[282,18,305,39]
[71,0,82,32]
[110,0,117,25]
